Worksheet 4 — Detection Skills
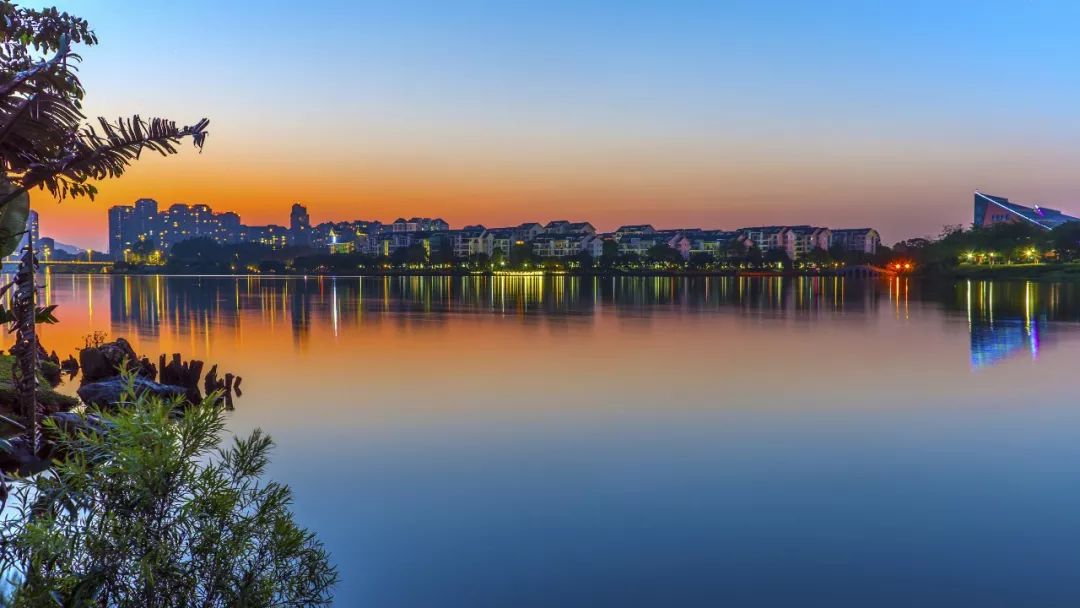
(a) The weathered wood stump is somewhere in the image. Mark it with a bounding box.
[203,365,241,409]
[159,353,204,404]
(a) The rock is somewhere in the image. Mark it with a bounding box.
[76,376,187,409]
[0,435,45,473]
[78,338,151,382]
[41,360,61,387]
[0,413,116,473]
[45,411,114,441]
[60,354,79,379]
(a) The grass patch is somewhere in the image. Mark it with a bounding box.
[949,263,1080,281]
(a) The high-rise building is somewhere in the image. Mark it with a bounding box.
[29,210,39,250]
[3,210,40,262]
[216,212,241,243]
[108,205,136,259]
[290,203,311,247]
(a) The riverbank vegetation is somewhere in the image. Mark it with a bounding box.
[0,384,337,607]
[115,236,896,276]
[895,222,1080,280]
[0,354,76,415]
[0,3,337,604]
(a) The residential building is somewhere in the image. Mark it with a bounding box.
[487,228,518,256]
[616,231,675,257]
[514,222,545,241]
[531,233,595,258]
[614,224,657,239]
[543,220,596,236]
[683,230,749,260]
[830,228,880,255]
[739,226,790,255]
[392,217,449,233]
[581,235,607,258]
[787,226,831,259]
[450,226,492,258]
[239,224,289,249]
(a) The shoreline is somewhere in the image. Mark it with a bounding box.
[930,263,1080,282]
[51,269,859,279]
[36,264,1080,281]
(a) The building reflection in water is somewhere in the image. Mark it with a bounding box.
[942,279,1080,368]
[13,274,1068,369]
[104,275,887,337]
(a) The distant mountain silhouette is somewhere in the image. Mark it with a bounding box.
[51,240,86,254]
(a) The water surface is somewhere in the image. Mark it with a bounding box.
[34,275,1080,607]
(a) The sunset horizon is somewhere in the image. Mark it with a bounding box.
[23,0,1080,250]
[6,3,1080,606]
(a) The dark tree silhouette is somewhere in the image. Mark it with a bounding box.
[1,5,208,451]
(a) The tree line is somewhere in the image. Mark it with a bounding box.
[124,236,895,274]
[894,221,1080,273]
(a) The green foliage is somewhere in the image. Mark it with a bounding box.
[0,354,76,411]
[686,252,713,269]
[389,243,427,265]
[0,304,58,326]
[158,239,282,273]
[1,3,208,209]
[508,242,537,268]
[744,244,763,265]
[569,250,594,270]
[1049,222,1080,261]
[0,180,28,257]
[763,247,792,269]
[0,384,338,607]
[599,239,619,267]
[803,247,833,267]
[645,244,682,265]
[900,222,1069,271]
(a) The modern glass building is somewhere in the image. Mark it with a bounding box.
[974,191,1080,230]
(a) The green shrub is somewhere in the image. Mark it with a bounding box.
[0,384,337,607]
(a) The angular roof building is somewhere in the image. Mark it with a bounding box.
[974,191,1080,230]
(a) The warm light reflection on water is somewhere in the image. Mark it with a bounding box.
[19,274,1080,606]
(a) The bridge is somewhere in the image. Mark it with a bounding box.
[836,264,898,278]
[1,260,114,272]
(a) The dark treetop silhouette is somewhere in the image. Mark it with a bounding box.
[0,2,208,450]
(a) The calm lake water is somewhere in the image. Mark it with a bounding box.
[32,274,1080,607]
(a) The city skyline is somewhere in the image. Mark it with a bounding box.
[22,0,1080,251]
[104,198,880,265]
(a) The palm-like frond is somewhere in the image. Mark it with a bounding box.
[14,115,209,204]
[0,36,86,175]
[0,4,207,463]
[2,8,206,206]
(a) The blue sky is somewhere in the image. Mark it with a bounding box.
[24,0,1080,247]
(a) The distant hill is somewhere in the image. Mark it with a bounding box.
[50,241,86,255]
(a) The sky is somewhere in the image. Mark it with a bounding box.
[22,0,1080,249]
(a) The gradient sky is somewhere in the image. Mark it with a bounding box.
[22,0,1080,249]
